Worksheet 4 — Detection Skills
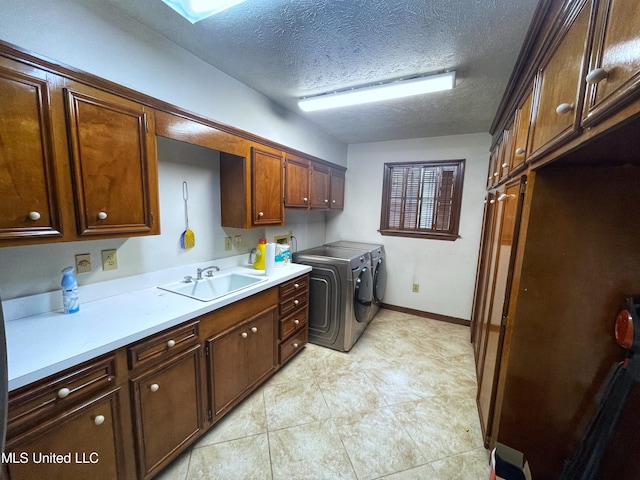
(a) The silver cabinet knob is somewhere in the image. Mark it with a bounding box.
[585,67,608,85]
[303,197,308,202]
[258,212,264,217]
[493,172,499,177]
[167,339,176,348]
[293,343,299,348]
[294,299,300,305]
[150,384,159,392]
[57,387,70,399]
[555,103,574,115]
[97,211,108,220]
[241,332,248,338]
[501,162,508,168]
[332,199,336,203]
[294,283,299,289]
[251,326,258,333]
[324,199,328,203]
[515,147,526,155]
[294,319,300,325]
[94,415,105,426]
[29,211,41,220]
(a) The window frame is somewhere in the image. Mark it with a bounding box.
[379,159,465,241]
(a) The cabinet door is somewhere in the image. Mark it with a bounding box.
[246,308,277,386]
[0,60,62,241]
[582,0,640,126]
[476,178,526,447]
[209,307,277,418]
[284,155,310,208]
[528,3,590,160]
[510,89,533,171]
[64,82,159,237]
[131,345,203,479]
[6,388,127,480]
[252,146,284,225]
[310,164,331,209]
[329,169,345,209]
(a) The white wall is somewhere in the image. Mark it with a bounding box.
[0,0,337,299]
[0,138,327,299]
[326,133,490,321]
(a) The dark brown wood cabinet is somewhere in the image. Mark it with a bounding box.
[64,81,159,237]
[278,274,309,365]
[220,144,284,228]
[329,168,345,210]
[284,153,310,208]
[128,322,203,479]
[0,57,160,246]
[310,163,331,209]
[510,89,533,171]
[582,0,640,126]
[528,1,590,162]
[477,0,640,477]
[0,57,63,242]
[5,353,135,480]
[208,306,277,418]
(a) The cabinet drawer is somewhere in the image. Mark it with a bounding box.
[279,290,308,317]
[128,321,199,371]
[279,308,308,340]
[279,275,309,300]
[8,354,117,437]
[279,328,308,365]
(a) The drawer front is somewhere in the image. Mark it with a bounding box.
[8,354,117,437]
[279,290,308,317]
[279,308,308,340]
[279,328,308,365]
[279,275,309,300]
[128,321,199,371]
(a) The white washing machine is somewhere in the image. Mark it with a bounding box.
[324,241,386,322]
[293,245,373,352]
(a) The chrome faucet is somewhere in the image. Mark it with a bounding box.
[196,265,220,280]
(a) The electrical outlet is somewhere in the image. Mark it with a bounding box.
[224,237,233,251]
[412,283,420,293]
[75,253,91,273]
[102,249,118,271]
[234,235,242,248]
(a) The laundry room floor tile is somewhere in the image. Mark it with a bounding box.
[153,309,490,480]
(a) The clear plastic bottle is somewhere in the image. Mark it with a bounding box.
[61,266,79,314]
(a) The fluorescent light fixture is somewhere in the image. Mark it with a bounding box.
[298,71,456,112]
[161,0,247,23]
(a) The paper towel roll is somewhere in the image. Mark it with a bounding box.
[265,242,276,276]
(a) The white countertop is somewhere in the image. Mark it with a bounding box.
[5,263,311,391]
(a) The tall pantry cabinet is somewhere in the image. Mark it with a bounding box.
[472,0,640,478]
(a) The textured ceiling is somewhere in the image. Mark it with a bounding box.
[106,0,539,144]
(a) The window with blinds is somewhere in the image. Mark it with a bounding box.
[380,159,464,240]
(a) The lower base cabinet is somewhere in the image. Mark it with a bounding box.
[130,345,204,480]
[6,279,309,479]
[208,306,277,418]
[5,388,129,480]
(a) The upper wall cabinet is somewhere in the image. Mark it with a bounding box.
[511,89,533,172]
[310,163,331,210]
[0,58,63,242]
[582,0,640,127]
[220,143,284,228]
[283,153,310,209]
[329,168,345,210]
[528,1,591,162]
[64,80,159,237]
[0,56,161,246]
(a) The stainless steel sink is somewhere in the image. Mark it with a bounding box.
[158,272,266,302]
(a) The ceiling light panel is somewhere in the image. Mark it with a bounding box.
[161,0,247,23]
[299,71,456,112]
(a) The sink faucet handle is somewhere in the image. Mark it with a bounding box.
[183,276,193,283]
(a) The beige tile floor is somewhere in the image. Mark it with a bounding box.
[156,309,491,480]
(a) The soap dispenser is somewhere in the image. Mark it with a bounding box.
[61,266,79,314]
